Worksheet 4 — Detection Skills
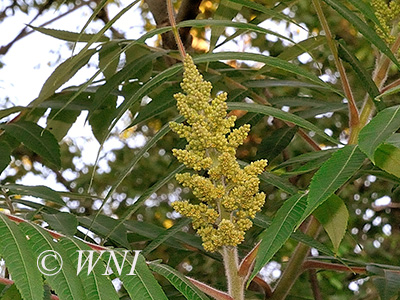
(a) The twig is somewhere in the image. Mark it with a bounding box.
[373,202,400,211]
[1,190,15,214]
[380,77,400,94]
[308,269,322,300]
[187,276,234,300]
[166,0,186,59]
[303,260,367,274]
[252,276,273,298]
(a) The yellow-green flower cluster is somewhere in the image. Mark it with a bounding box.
[170,55,267,252]
[372,0,400,44]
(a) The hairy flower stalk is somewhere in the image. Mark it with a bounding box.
[170,55,267,254]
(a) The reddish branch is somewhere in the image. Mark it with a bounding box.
[308,269,322,300]
[303,260,367,274]
[187,277,234,300]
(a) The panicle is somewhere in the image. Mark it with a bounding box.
[170,55,268,252]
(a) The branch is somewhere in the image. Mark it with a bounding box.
[303,260,367,274]
[251,276,273,298]
[308,269,322,300]
[187,276,234,300]
[167,0,186,58]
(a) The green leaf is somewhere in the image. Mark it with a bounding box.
[368,266,400,300]
[256,126,297,161]
[227,102,338,144]
[0,106,25,120]
[254,214,338,258]
[386,133,400,148]
[36,49,98,104]
[99,42,121,79]
[110,51,338,140]
[276,36,326,61]
[195,52,335,92]
[59,237,120,300]
[259,171,298,195]
[129,85,180,127]
[1,183,64,205]
[90,51,163,116]
[0,121,61,167]
[181,19,297,49]
[19,222,87,300]
[303,145,366,220]
[337,40,383,110]
[28,25,109,42]
[102,164,186,243]
[124,220,220,259]
[104,252,168,300]
[358,105,400,162]
[274,149,337,170]
[77,215,130,248]
[209,0,242,52]
[149,262,210,300]
[142,218,191,256]
[0,142,11,174]
[0,214,44,300]
[42,212,78,236]
[124,45,154,82]
[105,116,184,203]
[244,79,330,90]
[226,0,305,29]
[71,0,139,54]
[46,104,81,141]
[0,284,22,300]
[322,0,400,69]
[89,94,118,142]
[374,143,400,178]
[314,195,349,252]
[250,193,308,283]
[269,96,342,108]
[283,152,338,176]
[109,62,182,134]
[347,0,383,30]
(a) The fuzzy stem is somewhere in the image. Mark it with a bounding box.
[269,216,321,300]
[166,0,186,59]
[222,246,244,300]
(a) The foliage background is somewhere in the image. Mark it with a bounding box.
[1,0,400,299]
